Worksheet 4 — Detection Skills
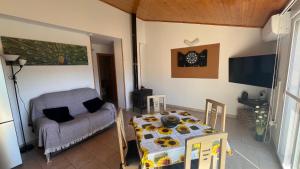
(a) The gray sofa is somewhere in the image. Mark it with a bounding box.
[30,88,116,161]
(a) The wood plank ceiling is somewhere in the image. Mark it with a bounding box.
[100,0,288,27]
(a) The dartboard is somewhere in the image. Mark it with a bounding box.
[186,51,198,64]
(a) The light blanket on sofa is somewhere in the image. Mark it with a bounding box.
[30,88,116,155]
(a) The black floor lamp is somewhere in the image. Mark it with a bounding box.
[3,54,34,153]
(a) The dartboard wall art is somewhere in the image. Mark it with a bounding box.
[178,50,208,67]
[171,43,220,78]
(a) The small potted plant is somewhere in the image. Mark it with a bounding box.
[254,105,268,142]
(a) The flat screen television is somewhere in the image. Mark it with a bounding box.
[229,54,276,88]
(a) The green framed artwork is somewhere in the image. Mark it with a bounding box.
[1,36,88,65]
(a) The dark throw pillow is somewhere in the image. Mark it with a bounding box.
[43,107,74,123]
[83,97,105,113]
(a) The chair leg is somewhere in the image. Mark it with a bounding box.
[46,153,51,163]
[120,162,127,169]
[211,156,218,169]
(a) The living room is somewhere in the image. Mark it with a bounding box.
[0,0,299,169]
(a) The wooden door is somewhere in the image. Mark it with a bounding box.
[97,53,118,107]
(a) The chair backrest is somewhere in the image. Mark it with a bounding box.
[184,132,228,169]
[147,95,166,113]
[116,109,128,168]
[204,99,226,132]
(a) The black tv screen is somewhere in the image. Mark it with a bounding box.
[229,54,276,88]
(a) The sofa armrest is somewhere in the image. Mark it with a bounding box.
[101,102,117,119]
[35,117,60,148]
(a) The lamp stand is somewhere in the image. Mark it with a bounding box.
[10,63,34,153]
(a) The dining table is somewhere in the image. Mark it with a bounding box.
[131,110,232,169]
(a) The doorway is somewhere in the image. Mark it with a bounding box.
[97,53,118,107]
[90,34,126,108]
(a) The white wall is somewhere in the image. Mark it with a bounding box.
[0,0,134,109]
[92,43,114,55]
[91,43,114,94]
[142,22,276,116]
[0,0,134,145]
[0,17,94,144]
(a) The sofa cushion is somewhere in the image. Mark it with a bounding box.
[59,115,90,145]
[83,97,105,113]
[43,107,74,123]
[85,107,115,132]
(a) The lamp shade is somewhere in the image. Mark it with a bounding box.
[19,59,27,66]
[1,54,20,61]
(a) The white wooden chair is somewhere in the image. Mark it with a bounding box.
[184,132,228,169]
[147,95,166,113]
[116,109,140,169]
[204,99,227,132]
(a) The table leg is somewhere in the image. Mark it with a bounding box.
[211,156,218,169]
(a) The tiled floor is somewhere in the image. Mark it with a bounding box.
[18,109,281,169]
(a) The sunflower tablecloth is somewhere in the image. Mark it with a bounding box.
[131,110,232,169]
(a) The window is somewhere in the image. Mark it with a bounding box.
[278,14,300,169]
